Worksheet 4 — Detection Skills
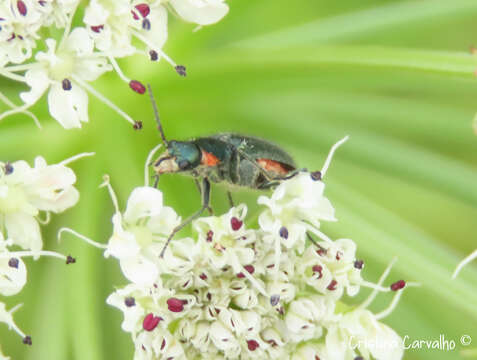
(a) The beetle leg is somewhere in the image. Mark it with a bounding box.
[153,174,160,188]
[232,147,275,182]
[160,178,211,258]
[195,178,213,214]
[227,191,235,207]
[306,232,327,253]
[257,168,306,188]
[277,168,305,180]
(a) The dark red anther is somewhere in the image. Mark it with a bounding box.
[135,4,150,18]
[267,339,278,347]
[230,217,243,231]
[62,78,72,91]
[327,279,338,291]
[160,338,166,350]
[22,336,32,345]
[336,251,342,261]
[315,356,321,360]
[244,265,254,274]
[91,25,104,33]
[38,0,46,6]
[167,297,184,312]
[354,260,364,269]
[133,121,143,130]
[237,265,254,278]
[279,226,288,239]
[143,313,161,331]
[199,273,207,280]
[7,33,16,42]
[312,265,323,279]
[8,258,19,269]
[17,1,27,16]
[206,230,213,242]
[310,171,322,181]
[316,247,327,256]
[66,255,76,264]
[354,357,364,360]
[390,280,406,291]
[247,339,259,351]
[129,80,146,94]
[175,65,186,77]
[124,297,136,307]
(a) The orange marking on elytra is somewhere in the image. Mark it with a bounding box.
[201,150,220,166]
[256,158,290,175]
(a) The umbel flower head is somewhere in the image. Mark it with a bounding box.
[0,0,229,129]
[62,137,417,359]
[0,152,91,357]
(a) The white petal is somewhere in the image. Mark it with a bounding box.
[170,0,229,25]
[141,6,168,50]
[0,257,27,296]
[65,27,94,55]
[106,214,140,259]
[48,83,89,129]
[24,164,78,212]
[120,256,158,285]
[5,213,42,253]
[124,187,164,223]
[20,68,50,105]
[106,290,145,332]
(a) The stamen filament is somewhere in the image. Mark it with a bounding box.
[58,227,107,249]
[321,135,349,179]
[36,211,51,225]
[72,75,135,125]
[58,2,79,49]
[59,152,95,166]
[304,224,333,243]
[375,288,403,320]
[0,91,41,128]
[6,313,26,338]
[359,257,396,309]
[0,102,34,122]
[4,63,42,72]
[132,30,177,67]
[0,250,67,261]
[359,280,391,292]
[100,175,120,214]
[108,57,131,83]
[230,252,268,297]
[145,144,163,186]
[0,69,26,83]
[452,248,477,279]
[374,282,421,321]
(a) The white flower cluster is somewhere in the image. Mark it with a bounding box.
[0,0,229,129]
[0,153,91,357]
[64,138,415,360]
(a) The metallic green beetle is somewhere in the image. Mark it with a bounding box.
[147,86,298,257]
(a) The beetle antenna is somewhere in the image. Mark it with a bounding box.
[147,84,168,147]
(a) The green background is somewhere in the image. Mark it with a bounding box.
[1,0,477,359]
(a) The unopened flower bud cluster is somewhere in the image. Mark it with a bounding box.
[0,0,229,129]
[0,153,90,358]
[94,140,411,360]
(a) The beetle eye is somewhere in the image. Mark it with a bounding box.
[178,160,189,170]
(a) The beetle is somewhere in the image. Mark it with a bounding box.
[147,85,299,257]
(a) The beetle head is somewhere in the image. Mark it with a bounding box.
[153,140,201,174]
